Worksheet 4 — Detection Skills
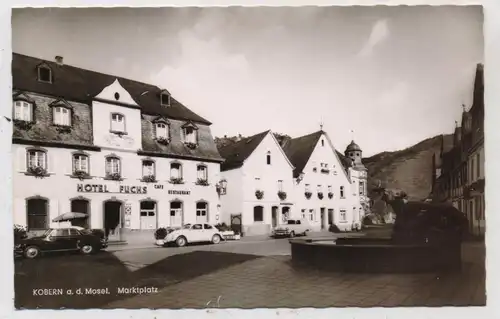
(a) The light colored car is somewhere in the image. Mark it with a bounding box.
[272,219,311,238]
[164,223,225,247]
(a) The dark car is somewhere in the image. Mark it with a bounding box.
[15,226,107,259]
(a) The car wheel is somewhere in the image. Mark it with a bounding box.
[176,236,187,247]
[80,244,94,255]
[24,246,40,259]
[212,234,221,244]
[289,231,295,238]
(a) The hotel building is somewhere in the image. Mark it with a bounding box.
[11,53,224,241]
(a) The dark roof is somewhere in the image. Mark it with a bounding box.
[282,131,322,178]
[12,53,211,125]
[282,130,351,178]
[218,131,269,171]
[345,140,362,152]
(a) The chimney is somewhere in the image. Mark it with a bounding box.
[55,56,64,65]
[235,134,242,142]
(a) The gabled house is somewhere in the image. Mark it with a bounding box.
[218,130,295,236]
[282,131,368,231]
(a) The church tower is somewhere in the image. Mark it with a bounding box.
[344,140,365,169]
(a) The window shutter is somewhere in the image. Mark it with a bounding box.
[152,123,157,139]
[17,148,27,172]
[48,151,55,173]
[180,128,185,143]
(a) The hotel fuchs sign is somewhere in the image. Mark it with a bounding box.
[76,183,191,195]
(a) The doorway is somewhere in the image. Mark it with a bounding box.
[271,206,278,227]
[281,206,290,223]
[196,202,209,224]
[170,201,183,227]
[140,200,157,230]
[328,209,334,225]
[104,200,122,240]
[320,207,326,229]
[71,198,90,228]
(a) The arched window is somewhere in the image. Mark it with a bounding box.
[170,162,183,180]
[105,156,121,175]
[340,186,345,198]
[37,65,52,83]
[27,149,47,170]
[13,100,33,122]
[253,206,264,222]
[26,197,48,230]
[53,106,71,126]
[321,139,325,147]
[73,153,89,174]
[266,151,271,165]
[110,113,126,133]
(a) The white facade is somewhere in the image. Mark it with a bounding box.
[292,133,368,232]
[219,131,295,236]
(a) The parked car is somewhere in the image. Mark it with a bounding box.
[163,223,225,247]
[272,219,310,238]
[15,226,108,259]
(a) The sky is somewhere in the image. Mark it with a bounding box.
[11,6,483,157]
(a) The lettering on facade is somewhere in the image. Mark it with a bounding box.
[168,190,191,195]
[77,184,148,194]
[154,184,164,190]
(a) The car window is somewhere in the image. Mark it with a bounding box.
[192,224,203,230]
[182,224,192,229]
[296,220,301,225]
[53,229,69,237]
[69,229,80,236]
[287,220,296,225]
[204,224,213,230]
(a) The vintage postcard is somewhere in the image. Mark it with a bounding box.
[9,5,485,311]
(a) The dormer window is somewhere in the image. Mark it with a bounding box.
[160,91,170,106]
[181,122,199,147]
[37,65,52,83]
[155,123,169,139]
[110,113,126,133]
[53,106,71,126]
[13,100,33,122]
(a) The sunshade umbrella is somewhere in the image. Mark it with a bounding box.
[52,212,88,222]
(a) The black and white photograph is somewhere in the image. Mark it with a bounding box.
[8,5,486,310]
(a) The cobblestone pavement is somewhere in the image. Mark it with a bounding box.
[105,241,485,309]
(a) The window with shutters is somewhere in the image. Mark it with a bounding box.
[197,165,208,181]
[73,153,89,174]
[110,113,126,133]
[142,160,155,178]
[155,123,169,139]
[27,150,47,170]
[105,156,121,176]
[13,101,33,122]
[53,106,71,126]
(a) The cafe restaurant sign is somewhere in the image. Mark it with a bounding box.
[77,183,148,194]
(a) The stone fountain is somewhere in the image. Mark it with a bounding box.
[289,188,469,273]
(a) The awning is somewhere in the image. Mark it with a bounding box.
[52,212,88,222]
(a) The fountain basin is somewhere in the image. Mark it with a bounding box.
[289,237,462,273]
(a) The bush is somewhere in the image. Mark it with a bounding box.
[154,227,168,240]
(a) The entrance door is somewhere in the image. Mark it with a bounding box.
[170,201,183,227]
[196,202,209,224]
[281,206,290,223]
[71,199,90,228]
[104,201,122,241]
[328,209,334,225]
[140,201,157,230]
[320,208,326,229]
[271,206,278,227]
